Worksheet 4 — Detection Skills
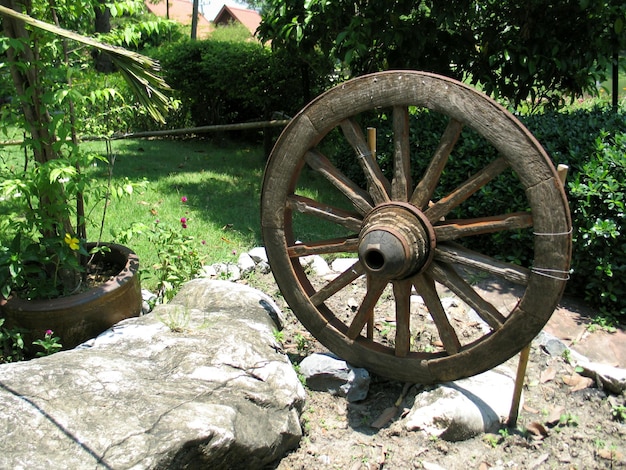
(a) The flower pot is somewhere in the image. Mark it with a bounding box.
[0,243,141,353]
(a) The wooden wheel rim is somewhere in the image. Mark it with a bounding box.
[261,71,571,384]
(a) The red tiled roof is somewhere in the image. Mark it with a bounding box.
[213,5,261,36]
[144,0,214,38]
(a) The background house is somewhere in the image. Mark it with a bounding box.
[213,5,261,37]
[144,0,214,38]
[144,1,261,39]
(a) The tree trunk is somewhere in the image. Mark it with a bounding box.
[191,0,199,39]
[0,0,72,239]
[94,0,113,73]
[1,0,56,165]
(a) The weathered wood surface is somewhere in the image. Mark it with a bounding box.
[261,71,571,384]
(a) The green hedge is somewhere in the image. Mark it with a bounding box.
[153,40,325,129]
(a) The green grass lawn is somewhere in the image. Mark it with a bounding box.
[82,137,267,290]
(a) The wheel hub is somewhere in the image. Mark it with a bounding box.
[358,203,436,280]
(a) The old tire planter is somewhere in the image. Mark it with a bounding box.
[261,71,572,384]
[0,243,141,352]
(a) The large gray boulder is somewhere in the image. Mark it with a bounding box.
[0,279,305,469]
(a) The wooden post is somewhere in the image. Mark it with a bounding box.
[508,163,569,427]
[557,164,569,187]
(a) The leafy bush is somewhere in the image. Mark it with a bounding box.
[566,131,626,317]
[153,39,327,130]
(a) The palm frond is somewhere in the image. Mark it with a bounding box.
[0,4,171,123]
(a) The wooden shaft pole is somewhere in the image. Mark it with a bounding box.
[508,343,530,427]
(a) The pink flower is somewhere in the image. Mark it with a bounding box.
[45,329,53,336]
[181,196,188,203]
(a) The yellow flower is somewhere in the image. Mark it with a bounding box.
[64,233,80,251]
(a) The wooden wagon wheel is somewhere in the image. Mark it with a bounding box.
[261,71,571,384]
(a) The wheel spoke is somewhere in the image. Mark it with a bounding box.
[340,118,391,204]
[412,273,461,355]
[287,195,363,232]
[411,118,463,209]
[393,279,412,357]
[287,237,359,258]
[434,212,533,241]
[424,157,509,222]
[310,260,365,306]
[347,275,388,340]
[430,261,506,330]
[392,106,411,201]
[434,242,530,285]
[305,149,374,215]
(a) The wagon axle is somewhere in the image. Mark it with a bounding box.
[358,203,435,280]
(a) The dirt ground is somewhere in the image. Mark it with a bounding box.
[239,269,626,470]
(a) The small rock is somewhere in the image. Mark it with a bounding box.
[237,252,256,276]
[257,260,271,274]
[300,255,332,276]
[199,265,217,278]
[331,257,359,273]
[248,246,268,263]
[422,462,447,470]
[141,289,157,314]
[212,263,241,281]
[299,353,370,402]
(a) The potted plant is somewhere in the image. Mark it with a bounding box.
[0,1,171,355]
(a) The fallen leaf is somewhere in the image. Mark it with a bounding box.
[571,376,594,392]
[540,366,557,383]
[562,373,594,392]
[598,448,624,461]
[370,406,397,429]
[526,421,549,439]
[523,404,539,414]
[546,406,565,425]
